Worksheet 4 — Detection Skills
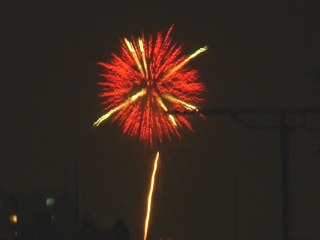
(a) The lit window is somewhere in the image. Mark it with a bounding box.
[46,198,54,207]
[10,215,18,223]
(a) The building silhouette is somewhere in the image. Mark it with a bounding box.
[112,217,130,240]
[1,188,130,240]
[0,188,78,239]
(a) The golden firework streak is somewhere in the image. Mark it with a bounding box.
[162,93,199,112]
[93,88,146,127]
[162,46,208,81]
[144,151,160,240]
[125,38,145,78]
[139,38,149,80]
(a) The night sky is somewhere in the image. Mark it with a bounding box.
[2,1,320,240]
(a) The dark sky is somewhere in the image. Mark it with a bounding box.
[1,1,320,239]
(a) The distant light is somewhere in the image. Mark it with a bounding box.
[10,215,17,223]
[46,197,55,207]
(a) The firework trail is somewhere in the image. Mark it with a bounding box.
[93,26,207,145]
[144,151,160,240]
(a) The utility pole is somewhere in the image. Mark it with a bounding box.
[234,181,237,240]
[280,115,292,240]
[169,107,320,240]
[75,156,80,239]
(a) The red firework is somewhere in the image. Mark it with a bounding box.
[94,26,207,145]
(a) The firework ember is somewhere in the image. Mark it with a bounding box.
[94,26,207,145]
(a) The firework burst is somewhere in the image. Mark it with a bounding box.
[94,26,207,145]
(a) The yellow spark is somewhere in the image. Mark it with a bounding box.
[93,109,117,127]
[125,38,145,78]
[156,96,177,126]
[130,88,147,101]
[162,45,208,81]
[156,96,168,112]
[144,151,160,240]
[139,38,149,80]
[169,114,177,126]
[93,88,146,127]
